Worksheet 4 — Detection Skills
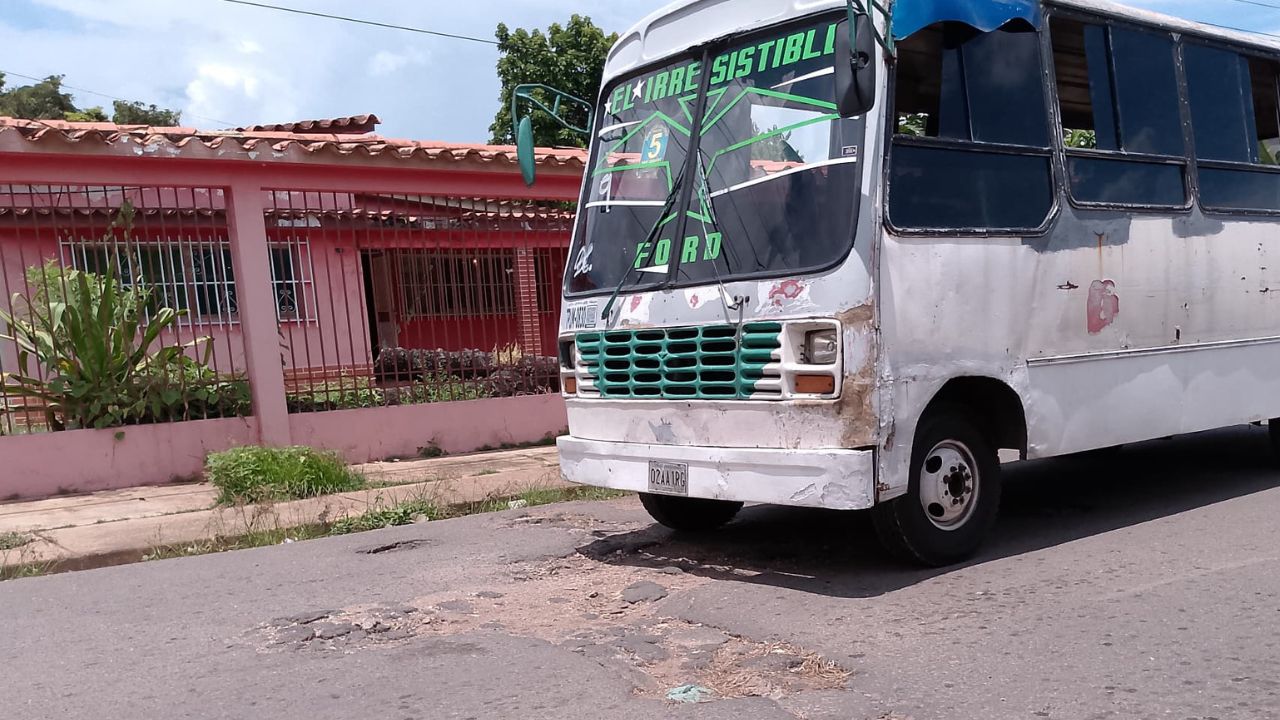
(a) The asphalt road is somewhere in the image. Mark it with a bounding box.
[3,427,1279,720]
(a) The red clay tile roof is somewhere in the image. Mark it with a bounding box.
[236,114,381,134]
[0,116,587,172]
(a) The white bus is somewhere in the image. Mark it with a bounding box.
[524,0,1280,565]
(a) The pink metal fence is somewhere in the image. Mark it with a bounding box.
[0,183,574,434]
[261,190,571,414]
[0,183,250,434]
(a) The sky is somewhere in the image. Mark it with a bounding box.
[0,0,1277,143]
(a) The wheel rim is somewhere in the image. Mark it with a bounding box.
[918,440,980,531]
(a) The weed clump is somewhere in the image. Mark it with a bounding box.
[207,447,364,505]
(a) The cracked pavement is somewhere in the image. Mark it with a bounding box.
[2,427,1279,719]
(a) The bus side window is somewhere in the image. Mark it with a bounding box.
[1051,18,1188,208]
[1185,44,1280,212]
[888,21,1054,232]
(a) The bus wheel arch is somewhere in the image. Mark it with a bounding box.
[871,376,1025,566]
[923,376,1029,459]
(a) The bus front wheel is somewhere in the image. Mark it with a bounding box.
[872,406,1002,567]
[639,493,744,533]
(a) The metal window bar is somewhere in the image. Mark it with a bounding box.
[0,183,255,432]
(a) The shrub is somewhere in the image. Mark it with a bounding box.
[287,377,384,413]
[389,374,492,405]
[1,210,247,431]
[0,261,214,430]
[374,348,497,384]
[206,446,364,505]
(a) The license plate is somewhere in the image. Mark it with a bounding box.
[648,461,689,496]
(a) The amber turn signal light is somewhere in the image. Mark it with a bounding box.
[563,377,578,395]
[794,374,835,395]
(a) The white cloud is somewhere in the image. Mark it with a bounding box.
[0,2,692,138]
[368,49,428,77]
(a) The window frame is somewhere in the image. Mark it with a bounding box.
[59,235,317,326]
[397,250,518,320]
[886,5,1280,232]
[1046,9,1195,214]
[884,19,1061,237]
[1180,34,1280,217]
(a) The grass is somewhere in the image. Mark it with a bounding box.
[206,446,365,505]
[0,532,33,551]
[328,499,439,536]
[0,563,49,581]
[141,525,331,562]
[1,533,51,582]
[140,486,634,557]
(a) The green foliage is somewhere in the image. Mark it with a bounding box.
[0,209,249,432]
[1064,129,1098,149]
[402,374,491,404]
[65,107,109,122]
[1261,142,1278,166]
[142,525,330,562]
[286,377,384,413]
[112,100,182,126]
[0,254,219,431]
[491,15,617,147]
[750,123,803,163]
[0,74,77,120]
[206,446,364,505]
[329,499,439,536]
[328,486,629,537]
[0,72,180,124]
[0,533,32,551]
[897,112,929,137]
[286,374,492,413]
[0,563,49,582]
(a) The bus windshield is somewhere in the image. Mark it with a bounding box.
[566,13,863,296]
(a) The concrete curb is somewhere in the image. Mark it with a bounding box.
[1,447,568,574]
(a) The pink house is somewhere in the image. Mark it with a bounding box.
[0,114,586,499]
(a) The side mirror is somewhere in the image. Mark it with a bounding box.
[509,83,594,188]
[516,116,537,187]
[835,14,878,118]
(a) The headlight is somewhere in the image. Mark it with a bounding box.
[558,339,576,370]
[803,329,838,365]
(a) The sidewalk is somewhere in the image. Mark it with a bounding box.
[0,446,566,573]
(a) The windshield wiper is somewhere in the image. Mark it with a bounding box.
[689,151,748,322]
[600,163,689,321]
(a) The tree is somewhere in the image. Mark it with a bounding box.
[65,107,109,122]
[490,15,617,148]
[0,72,181,125]
[0,74,78,120]
[751,124,803,164]
[112,100,182,126]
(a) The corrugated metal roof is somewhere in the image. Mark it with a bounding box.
[0,116,588,171]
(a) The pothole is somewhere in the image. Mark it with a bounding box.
[358,539,433,555]
[256,521,852,701]
[367,550,852,700]
[259,604,434,652]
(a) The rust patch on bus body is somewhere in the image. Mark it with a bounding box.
[836,303,878,449]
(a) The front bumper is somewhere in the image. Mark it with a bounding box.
[557,436,876,511]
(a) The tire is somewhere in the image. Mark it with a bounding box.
[639,493,744,532]
[1271,419,1280,460]
[872,406,1002,567]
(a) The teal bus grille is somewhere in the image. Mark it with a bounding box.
[576,323,783,400]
